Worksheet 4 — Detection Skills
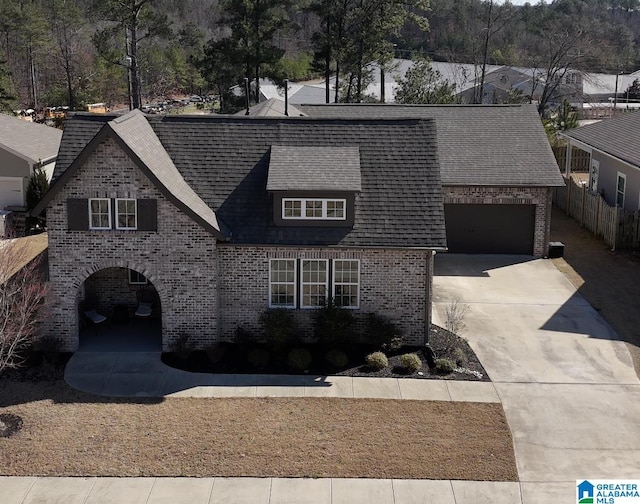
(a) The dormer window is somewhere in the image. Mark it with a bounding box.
[267,145,361,227]
[282,198,346,220]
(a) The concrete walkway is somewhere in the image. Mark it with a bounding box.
[64,351,500,402]
[1,476,523,504]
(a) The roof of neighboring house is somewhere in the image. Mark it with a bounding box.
[0,113,62,165]
[267,146,362,192]
[45,112,447,249]
[562,111,640,168]
[238,98,307,117]
[0,233,48,283]
[299,103,564,187]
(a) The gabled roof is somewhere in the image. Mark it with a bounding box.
[267,146,362,192]
[299,104,565,187]
[33,110,229,239]
[0,113,62,164]
[562,111,640,168]
[46,112,447,249]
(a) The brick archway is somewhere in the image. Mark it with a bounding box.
[74,260,169,348]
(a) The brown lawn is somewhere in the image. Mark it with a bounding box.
[0,380,517,481]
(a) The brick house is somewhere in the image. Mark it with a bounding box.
[300,104,565,256]
[32,110,446,351]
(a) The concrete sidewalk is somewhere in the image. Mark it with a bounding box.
[1,476,525,504]
[64,351,500,402]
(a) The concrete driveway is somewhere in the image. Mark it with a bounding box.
[433,254,640,504]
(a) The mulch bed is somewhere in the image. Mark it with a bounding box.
[162,325,490,382]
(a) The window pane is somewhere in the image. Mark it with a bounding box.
[270,259,296,307]
[283,200,302,218]
[327,200,345,219]
[305,200,323,218]
[333,260,359,308]
[301,260,327,307]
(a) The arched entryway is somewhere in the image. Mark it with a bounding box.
[77,266,163,351]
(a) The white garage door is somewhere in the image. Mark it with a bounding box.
[0,177,24,210]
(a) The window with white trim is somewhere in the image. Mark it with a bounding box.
[333,260,360,308]
[89,198,111,230]
[116,198,137,230]
[269,259,296,308]
[301,259,328,308]
[282,199,346,220]
[616,172,626,208]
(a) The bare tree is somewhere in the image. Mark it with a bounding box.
[0,238,49,374]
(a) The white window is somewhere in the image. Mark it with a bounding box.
[89,198,111,230]
[616,172,626,208]
[129,270,148,285]
[116,198,137,230]
[301,259,328,308]
[269,259,296,308]
[333,260,360,308]
[282,199,346,220]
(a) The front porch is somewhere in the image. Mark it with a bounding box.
[79,318,162,352]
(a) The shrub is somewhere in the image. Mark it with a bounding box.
[234,326,256,344]
[33,335,62,365]
[366,313,403,351]
[399,353,422,373]
[260,309,299,350]
[313,301,356,347]
[247,348,270,368]
[445,300,469,335]
[434,358,456,374]
[171,333,194,360]
[365,351,388,370]
[287,348,312,371]
[204,343,227,364]
[453,347,467,367]
[325,348,349,368]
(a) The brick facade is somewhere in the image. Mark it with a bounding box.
[46,135,435,351]
[46,136,218,351]
[218,246,432,346]
[442,185,553,258]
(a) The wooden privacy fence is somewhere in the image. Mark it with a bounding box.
[552,145,591,172]
[553,176,640,250]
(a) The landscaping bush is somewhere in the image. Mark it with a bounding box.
[234,326,257,344]
[287,348,312,371]
[171,333,194,361]
[434,358,456,374]
[365,351,388,370]
[453,347,467,367]
[260,309,299,350]
[325,348,349,368]
[313,301,356,347]
[366,313,403,351]
[247,347,271,368]
[204,343,227,364]
[399,353,422,373]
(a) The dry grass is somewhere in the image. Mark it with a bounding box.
[0,380,517,481]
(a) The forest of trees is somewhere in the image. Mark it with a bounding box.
[0,0,638,113]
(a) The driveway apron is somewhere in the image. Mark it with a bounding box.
[433,254,640,503]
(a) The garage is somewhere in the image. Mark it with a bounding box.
[0,177,24,210]
[445,203,535,254]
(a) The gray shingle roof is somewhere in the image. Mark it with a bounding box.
[299,104,565,187]
[51,113,446,249]
[267,145,362,192]
[237,98,307,117]
[0,112,62,164]
[562,111,640,168]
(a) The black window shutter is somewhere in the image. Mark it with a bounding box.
[67,198,89,230]
[137,199,157,231]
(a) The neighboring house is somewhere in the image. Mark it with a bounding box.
[457,66,536,104]
[32,110,446,352]
[300,103,565,256]
[562,111,640,211]
[238,98,307,117]
[0,113,62,211]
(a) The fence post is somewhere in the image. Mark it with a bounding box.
[595,196,600,237]
[612,207,620,251]
[566,177,571,215]
[580,182,586,226]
